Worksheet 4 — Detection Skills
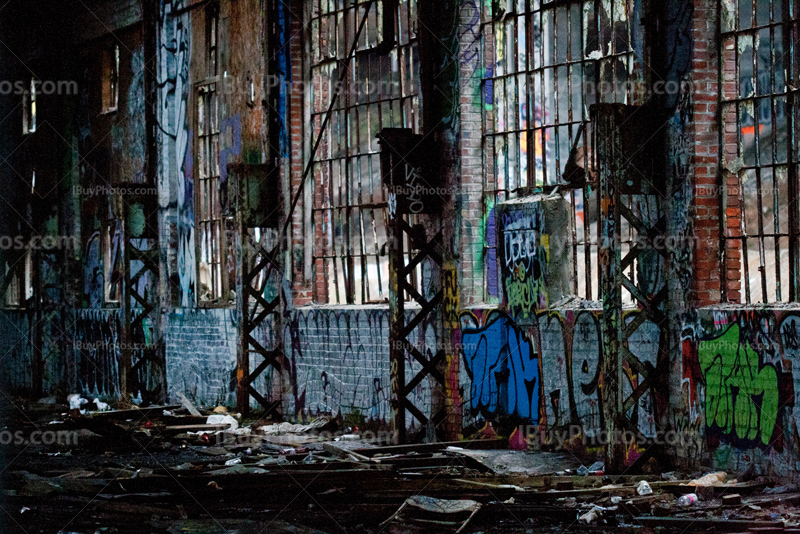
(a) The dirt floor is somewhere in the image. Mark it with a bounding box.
[2,400,800,533]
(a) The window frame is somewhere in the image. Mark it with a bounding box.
[481,0,641,302]
[718,0,800,303]
[194,5,228,306]
[307,0,420,304]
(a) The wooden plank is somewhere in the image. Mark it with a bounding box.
[352,439,507,457]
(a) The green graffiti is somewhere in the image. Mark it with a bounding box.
[698,325,779,446]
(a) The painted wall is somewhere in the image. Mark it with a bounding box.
[681,306,800,476]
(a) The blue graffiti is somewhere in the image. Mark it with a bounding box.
[461,311,539,421]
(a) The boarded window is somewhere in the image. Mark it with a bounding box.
[483,0,641,300]
[720,0,800,303]
[309,0,420,304]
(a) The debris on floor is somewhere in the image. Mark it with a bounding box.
[4,400,800,532]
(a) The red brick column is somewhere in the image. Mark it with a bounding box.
[691,0,724,306]
[287,0,313,305]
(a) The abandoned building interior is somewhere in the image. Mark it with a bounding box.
[0,0,799,531]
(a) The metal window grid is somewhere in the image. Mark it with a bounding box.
[482,0,641,301]
[719,0,799,303]
[309,0,420,304]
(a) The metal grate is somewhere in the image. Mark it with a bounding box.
[719,0,800,303]
[309,0,420,304]
[482,0,642,301]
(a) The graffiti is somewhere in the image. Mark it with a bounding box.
[699,324,779,447]
[461,310,538,422]
[497,204,548,321]
[442,265,459,328]
[783,317,799,350]
[284,308,433,428]
[458,0,481,83]
[158,0,194,306]
[536,309,661,438]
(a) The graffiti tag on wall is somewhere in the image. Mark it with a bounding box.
[461,310,539,422]
[497,205,548,322]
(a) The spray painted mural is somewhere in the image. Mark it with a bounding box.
[158,0,194,306]
[682,308,800,473]
[460,309,538,422]
[458,306,662,450]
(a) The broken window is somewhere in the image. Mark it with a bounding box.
[101,45,119,113]
[720,0,799,303]
[482,0,641,300]
[196,82,224,303]
[103,219,123,304]
[195,7,227,304]
[308,0,419,304]
[22,78,36,134]
[3,250,33,308]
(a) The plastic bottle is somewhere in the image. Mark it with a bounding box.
[677,493,698,507]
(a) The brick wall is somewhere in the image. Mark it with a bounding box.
[287,0,312,305]
[165,308,239,407]
[458,0,488,306]
[691,0,725,306]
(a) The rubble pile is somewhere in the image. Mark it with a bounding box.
[3,397,800,533]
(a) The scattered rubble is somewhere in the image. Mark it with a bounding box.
[3,400,800,532]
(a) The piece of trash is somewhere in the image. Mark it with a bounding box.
[503,497,515,504]
[207,481,220,490]
[677,493,698,507]
[610,496,622,504]
[213,406,229,414]
[38,396,56,405]
[67,394,88,414]
[380,496,482,532]
[688,471,726,486]
[205,414,238,431]
[224,458,241,466]
[579,507,601,524]
[636,480,653,496]
[93,398,110,411]
[20,506,29,514]
[661,471,678,481]
[162,410,173,416]
[577,462,604,476]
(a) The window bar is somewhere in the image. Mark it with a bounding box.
[751,29,768,302]
[788,0,799,301]
[770,6,781,301]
